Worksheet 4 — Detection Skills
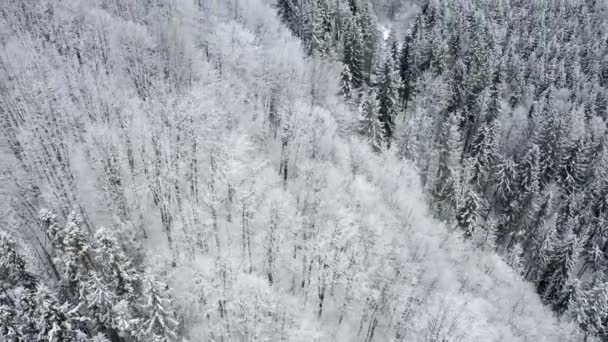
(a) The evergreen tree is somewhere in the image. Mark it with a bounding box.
[356,2,378,85]
[32,285,88,341]
[92,228,139,297]
[342,17,364,89]
[505,243,524,273]
[53,211,92,296]
[0,232,36,290]
[492,155,519,208]
[310,0,333,56]
[570,276,608,339]
[359,89,385,150]
[276,0,295,26]
[83,273,117,338]
[456,186,482,239]
[468,121,499,189]
[518,144,541,196]
[138,275,179,342]
[433,113,464,218]
[559,137,591,195]
[399,34,414,112]
[537,232,581,313]
[377,53,398,141]
[340,64,353,101]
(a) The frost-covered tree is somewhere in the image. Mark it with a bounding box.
[570,276,608,340]
[137,275,179,341]
[376,52,399,141]
[456,186,481,239]
[32,285,87,341]
[537,232,581,313]
[359,89,385,150]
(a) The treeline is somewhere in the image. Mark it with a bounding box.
[276,0,608,339]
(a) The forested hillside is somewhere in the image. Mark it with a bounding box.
[274,0,608,339]
[0,0,601,341]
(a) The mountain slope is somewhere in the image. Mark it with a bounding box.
[0,0,581,340]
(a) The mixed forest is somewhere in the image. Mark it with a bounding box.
[1,0,607,341]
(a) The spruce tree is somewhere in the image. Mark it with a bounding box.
[468,121,499,189]
[377,53,398,141]
[54,211,92,296]
[343,18,364,89]
[399,34,414,112]
[433,113,464,218]
[32,285,87,341]
[340,65,353,101]
[456,186,481,239]
[359,89,385,150]
[570,275,608,339]
[92,228,139,297]
[536,232,581,312]
[138,275,179,342]
[83,273,117,337]
[0,232,36,290]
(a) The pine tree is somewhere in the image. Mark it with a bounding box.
[359,89,385,150]
[433,113,464,218]
[0,302,22,340]
[310,0,333,56]
[559,137,590,195]
[0,234,37,340]
[340,64,353,101]
[276,0,295,26]
[83,273,117,337]
[343,18,364,89]
[468,121,499,189]
[399,34,414,112]
[0,232,36,290]
[505,243,524,273]
[377,53,398,141]
[536,232,581,312]
[570,276,608,339]
[356,2,378,86]
[53,211,92,296]
[138,275,179,342]
[456,186,481,239]
[492,155,519,207]
[519,144,541,196]
[474,217,497,251]
[92,228,139,297]
[32,285,87,341]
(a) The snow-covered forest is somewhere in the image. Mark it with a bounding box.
[1,0,607,340]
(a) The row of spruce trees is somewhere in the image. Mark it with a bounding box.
[1,210,179,341]
[275,0,608,339]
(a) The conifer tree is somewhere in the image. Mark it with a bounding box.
[519,144,541,196]
[433,113,464,218]
[359,89,385,150]
[340,65,353,101]
[0,232,36,290]
[468,121,499,189]
[456,186,481,239]
[399,34,414,112]
[92,228,139,297]
[377,53,398,141]
[310,0,333,56]
[32,285,87,341]
[343,18,364,89]
[537,232,581,312]
[138,275,179,342]
[53,211,92,296]
[570,275,608,339]
[83,273,117,337]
